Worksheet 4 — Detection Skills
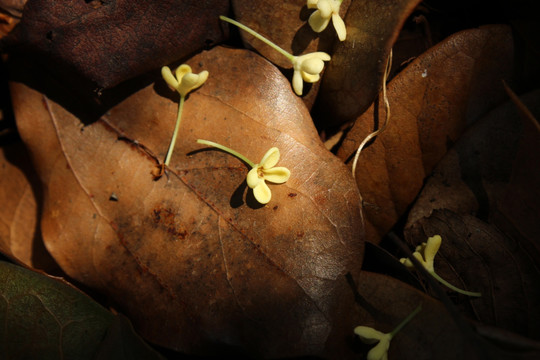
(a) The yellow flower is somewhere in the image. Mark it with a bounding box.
[307,0,346,41]
[400,234,441,273]
[246,147,291,204]
[196,140,291,205]
[354,327,391,360]
[291,52,331,96]
[354,305,422,360]
[400,235,481,297]
[161,64,209,97]
[219,15,331,96]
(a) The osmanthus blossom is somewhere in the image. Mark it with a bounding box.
[354,305,422,360]
[400,235,482,297]
[291,52,331,97]
[154,64,209,179]
[219,15,330,96]
[307,0,347,41]
[196,140,290,204]
[246,147,291,204]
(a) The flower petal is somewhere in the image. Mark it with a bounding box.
[308,10,331,33]
[317,0,333,18]
[312,51,331,61]
[301,57,325,75]
[175,64,192,82]
[301,71,320,83]
[354,326,385,344]
[307,0,318,9]
[367,335,391,360]
[246,167,262,189]
[292,70,304,95]
[332,12,347,41]
[161,66,179,89]
[424,235,441,265]
[253,181,272,204]
[263,167,290,184]
[179,70,209,97]
[260,147,280,169]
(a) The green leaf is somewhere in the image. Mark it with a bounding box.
[0,260,112,359]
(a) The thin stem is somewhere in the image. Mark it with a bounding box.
[197,139,256,168]
[220,15,295,62]
[389,304,422,338]
[351,49,392,178]
[430,271,482,297]
[164,95,185,166]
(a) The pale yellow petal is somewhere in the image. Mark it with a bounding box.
[260,147,280,169]
[317,0,333,18]
[424,235,442,265]
[312,51,331,61]
[179,70,209,97]
[301,57,325,75]
[332,12,347,41]
[367,336,391,360]
[161,66,178,89]
[307,0,318,9]
[253,181,271,204]
[308,10,331,33]
[301,71,320,83]
[353,326,385,344]
[292,70,304,95]
[175,64,192,81]
[400,257,414,269]
[246,167,262,189]
[263,167,290,184]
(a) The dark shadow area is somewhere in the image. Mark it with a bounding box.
[361,242,424,291]
[230,179,247,208]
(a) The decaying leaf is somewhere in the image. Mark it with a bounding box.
[1,0,230,89]
[404,89,540,339]
[349,271,532,360]
[405,210,540,341]
[315,0,423,126]
[337,25,514,244]
[11,46,364,357]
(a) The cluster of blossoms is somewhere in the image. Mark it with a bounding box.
[159,4,348,200]
[157,6,479,360]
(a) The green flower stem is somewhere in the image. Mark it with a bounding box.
[197,139,256,168]
[219,15,295,62]
[389,304,422,338]
[164,95,186,166]
[430,271,482,297]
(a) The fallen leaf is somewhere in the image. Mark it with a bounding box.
[0,260,113,359]
[0,136,59,272]
[2,0,230,89]
[405,210,540,341]
[404,89,540,339]
[314,0,423,126]
[336,25,514,244]
[11,46,364,357]
[348,271,528,360]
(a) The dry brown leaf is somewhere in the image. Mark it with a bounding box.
[336,25,514,244]
[11,46,364,357]
[315,0,423,126]
[405,210,540,341]
[404,89,540,339]
[2,0,230,89]
[0,137,59,271]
